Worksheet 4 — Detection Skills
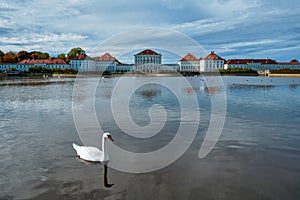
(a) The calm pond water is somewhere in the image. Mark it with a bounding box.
[0,76,300,200]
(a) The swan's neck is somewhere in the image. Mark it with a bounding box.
[102,137,108,155]
[101,136,110,161]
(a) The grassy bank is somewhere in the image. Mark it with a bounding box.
[218,68,258,76]
[0,73,5,79]
[270,69,300,74]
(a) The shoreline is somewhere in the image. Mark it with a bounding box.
[268,73,300,78]
[52,74,78,78]
[0,80,74,86]
[2,73,300,80]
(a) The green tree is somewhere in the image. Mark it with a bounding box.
[30,51,50,59]
[16,50,30,62]
[28,66,51,73]
[291,59,299,62]
[62,68,77,74]
[52,68,63,74]
[37,52,50,59]
[67,47,85,59]
[0,50,4,62]
[2,52,16,63]
[57,53,66,61]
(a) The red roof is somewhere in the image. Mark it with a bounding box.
[226,59,277,65]
[18,58,67,64]
[180,53,199,61]
[95,53,118,62]
[70,54,93,60]
[277,62,300,65]
[203,51,225,60]
[136,49,160,55]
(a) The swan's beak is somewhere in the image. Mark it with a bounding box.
[108,135,114,141]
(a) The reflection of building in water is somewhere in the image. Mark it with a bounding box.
[202,87,223,96]
[205,87,218,96]
[136,84,162,100]
[184,87,198,95]
[184,85,221,96]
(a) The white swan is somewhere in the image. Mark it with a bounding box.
[72,132,114,162]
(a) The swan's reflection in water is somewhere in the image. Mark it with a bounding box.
[103,163,114,188]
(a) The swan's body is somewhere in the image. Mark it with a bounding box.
[73,132,113,162]
[72,143,108,162]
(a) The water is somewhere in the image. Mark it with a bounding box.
[0,76,300,199]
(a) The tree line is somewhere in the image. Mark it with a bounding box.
[0,47,85,64]
[1,48,299,64]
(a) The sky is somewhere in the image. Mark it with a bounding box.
[0,0,299,62]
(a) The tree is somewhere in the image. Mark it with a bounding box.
[37,52,50,59]
[16,50,30,62]
[67,47,85,59]
[291,59,299,63]
[31,53,37,60]
[57,53,66,61]
[28,66,51,73]
[2,52,16,63]
[0,50,4,62]
[30,51,50,59]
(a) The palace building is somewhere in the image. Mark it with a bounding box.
[95,53,119,73]
[178,51,225,72]
[1,48,299,73]
[178,53,200,72]
[134,49,162,65]
[224,59,300,71]
[0,58,69,72]
[69,53,95,71]
[200,51,225,72]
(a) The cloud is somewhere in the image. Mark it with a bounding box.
[0,0,299,61]
[89,28,207,64]
[0,32,87,44]
[170,1,300,60]
[0,31,88,54]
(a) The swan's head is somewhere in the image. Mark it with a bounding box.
[103,132,114,141]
